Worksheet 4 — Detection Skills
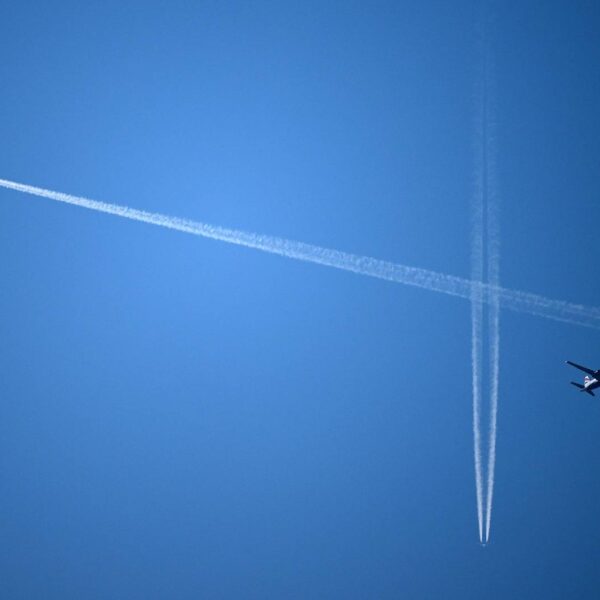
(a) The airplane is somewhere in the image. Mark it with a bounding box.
[565,361,600,396]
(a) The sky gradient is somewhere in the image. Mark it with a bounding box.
[1,1,600,598]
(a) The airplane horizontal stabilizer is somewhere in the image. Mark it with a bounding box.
[570,382,595,396]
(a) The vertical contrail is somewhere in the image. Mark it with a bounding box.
[483,13,500,544]
[470,187,485,544]
[471,4,496,544]
[473,1,500,544]
[470,11,487,543]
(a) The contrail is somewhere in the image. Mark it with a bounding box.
[470,161,485,543]
[472,4,502,544]
[1,177,600,330]
[470,40,486,542]
[482,8,500,545]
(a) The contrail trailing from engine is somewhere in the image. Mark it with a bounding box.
[473,4,501,545]
[471,25,488,543]
[471,4,502,544]
[470,167,485,544]
[470,47,486,541]
[483,28,500,545]
[1,177,600,329]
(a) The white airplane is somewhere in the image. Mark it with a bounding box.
[566,361,600,396]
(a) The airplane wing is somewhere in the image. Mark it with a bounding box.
[566,361,596,376]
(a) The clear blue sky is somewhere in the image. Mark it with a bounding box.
[1,1,599,598]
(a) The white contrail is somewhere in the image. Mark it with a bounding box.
[470,307,484,543]
[470,39,487,542]
[484,151,500,543]
[472,5,502,544]
[1,177,600,329]
[485,297,500,545]
[482,11,500,545]
[470,161,485,543]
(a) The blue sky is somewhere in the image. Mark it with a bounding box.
[1,1,599,598]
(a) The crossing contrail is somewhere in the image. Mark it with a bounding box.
[1,177,600,330]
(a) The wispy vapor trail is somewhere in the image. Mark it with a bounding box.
[483,29,500,544]
[471,4,502,544]
[470,174,485,543]
[470,55,486,542]
[1,177,599,330]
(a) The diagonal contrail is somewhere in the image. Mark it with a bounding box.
[1,177,599,331]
